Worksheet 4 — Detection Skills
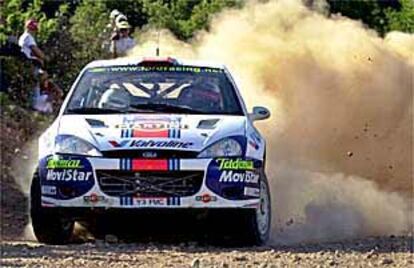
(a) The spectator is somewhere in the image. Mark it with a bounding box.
[18,19,45,69]
[110,21,135,58]
[18,18,51,112]
[102,10,128,54]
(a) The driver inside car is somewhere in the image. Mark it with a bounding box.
[98,84,131,111]
[178,80,223,112]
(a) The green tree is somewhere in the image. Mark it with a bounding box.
[69,0,108,65]
[386,0,414,33]
[143,0,242,40]
[0,0,66,44]
[327,0,412,36]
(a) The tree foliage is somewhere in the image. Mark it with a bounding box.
[386,0,414,33]
[142,0,241,40]
[0,0,67,44]
[327,0,412,36]
[0,0,412,108]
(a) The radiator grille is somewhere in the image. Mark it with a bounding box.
[96,170,203,197]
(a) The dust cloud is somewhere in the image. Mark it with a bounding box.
[11,138,38,196]
[129,0,413,244]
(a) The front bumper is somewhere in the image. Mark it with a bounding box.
[39,155,262,209]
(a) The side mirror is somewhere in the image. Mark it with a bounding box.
[249,106,271,121]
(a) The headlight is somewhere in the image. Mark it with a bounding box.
[55,135,102,156]
[198,138,242,158]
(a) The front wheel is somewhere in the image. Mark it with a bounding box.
[241,170,272,245]
[30,171,74,244]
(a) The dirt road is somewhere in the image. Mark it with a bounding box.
[1,236,412,268]
[1,91,412,268]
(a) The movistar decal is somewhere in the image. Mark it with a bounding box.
[216,158,254,170]
[109,139,193,149]
[219,170,259,184]
[46,170,92,181]
[47,158,83,169]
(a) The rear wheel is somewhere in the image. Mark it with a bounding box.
[30,171,74,244]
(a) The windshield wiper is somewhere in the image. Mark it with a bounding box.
[66,107,127,114]
[130,103,207,114]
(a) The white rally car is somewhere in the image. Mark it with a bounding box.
[31,57,271,245]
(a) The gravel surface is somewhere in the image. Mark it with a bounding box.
[1,236,412,267]
[1,103,413,267]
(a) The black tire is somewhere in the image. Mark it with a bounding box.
[30,171,74,244]
[237,170,272,246]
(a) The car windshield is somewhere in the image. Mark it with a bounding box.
[65,65,244,115]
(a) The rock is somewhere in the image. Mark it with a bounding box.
[234,255,248,261]
[293,256,301,262]
[380,258,393,265]
[220,261,229,268]
[191,258,201,268]
[366,250,377,259]
[104,234,118,244]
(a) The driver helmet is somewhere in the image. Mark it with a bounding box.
[179,80,222,109]
[98,84,130,110]
[193,80,221,102]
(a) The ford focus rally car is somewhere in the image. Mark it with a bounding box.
[31,57,271,245]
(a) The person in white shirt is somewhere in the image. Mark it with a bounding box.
[19,19,52,112]
[102,9,125,52]
[110,21,136,58]
[18,19,45,68]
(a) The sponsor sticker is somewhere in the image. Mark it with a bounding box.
[109,139,193,149]
[219,170,259,184]
[244,187,260,197]
[39,155,95,200]
[117,118,188,139]
[216,158,254,170]
[88,66,224,74]
[205,158,262,200]
[195,194,217,203]
[248,132,261,150]
[116,119,188,130]
[41,185,56,195]
[46,169,92,182]
[46,158,83,169]
[83,193,106,204]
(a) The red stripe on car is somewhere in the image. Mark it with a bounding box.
[132,129,169,138]
[132,159,168,171]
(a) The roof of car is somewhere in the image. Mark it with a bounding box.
[85,57,226,70]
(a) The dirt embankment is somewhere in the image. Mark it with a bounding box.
[0,104,50,240]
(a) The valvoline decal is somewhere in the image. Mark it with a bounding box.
[206,158,262,200]
[39,155,94,200]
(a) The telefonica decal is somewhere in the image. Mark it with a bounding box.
[47,159,83,169]
[216,158,254,170]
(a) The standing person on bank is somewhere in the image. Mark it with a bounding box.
[110,21,135,58]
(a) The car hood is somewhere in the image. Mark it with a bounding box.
[57,114,247,152]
